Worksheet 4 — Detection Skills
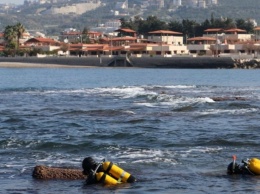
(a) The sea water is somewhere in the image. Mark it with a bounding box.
[0,67,259,193]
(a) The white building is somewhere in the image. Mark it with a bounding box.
[115,0,128,9]
[147,30,184,45]
[158,0,164,8]
[198,0,206,8]
[173,0,182,6]
[210,0,218,5]
[186,0,197,7]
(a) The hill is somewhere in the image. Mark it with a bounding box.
[0,0,260,35]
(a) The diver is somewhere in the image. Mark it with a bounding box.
[82,157,136,185]
[227,155,260,175]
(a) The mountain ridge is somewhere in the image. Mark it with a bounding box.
[0,0,259,35]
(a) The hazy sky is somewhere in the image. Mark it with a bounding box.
[1,0,23,4]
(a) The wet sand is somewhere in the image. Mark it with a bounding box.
[0,62,94,68]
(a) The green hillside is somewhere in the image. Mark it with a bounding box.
[0,0,260,35]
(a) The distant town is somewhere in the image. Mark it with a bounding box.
[1,0,260,67]
[0,0,220,17]
[1,15,260,62]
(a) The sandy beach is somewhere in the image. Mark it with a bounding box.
[0,62,94,68]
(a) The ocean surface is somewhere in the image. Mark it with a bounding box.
[0,67,259,194]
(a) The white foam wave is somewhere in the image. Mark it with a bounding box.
[163,85,196,89]
[135,96,214,108]
[105,146,222,164]
[179,147,223,158]
[105,148,178,165]
[198,108,258,115]
[94,86,157,98]
[122,110,136,115]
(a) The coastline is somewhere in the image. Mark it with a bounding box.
[0,62,95,68]
[0,56,260,68]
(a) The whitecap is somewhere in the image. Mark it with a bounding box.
[198,108,258,115]
[163,85,196,89]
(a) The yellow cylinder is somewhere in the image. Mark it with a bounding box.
[248,158,260,175]
[102,161,136,183]
[95,172,118,185]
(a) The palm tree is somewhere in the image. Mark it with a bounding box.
[4,25,17,49]
[15,22,25,50]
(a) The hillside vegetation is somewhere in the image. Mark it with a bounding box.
[0,0,259,35]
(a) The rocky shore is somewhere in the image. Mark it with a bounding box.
[233,59,260,69]
[0,56,260,68]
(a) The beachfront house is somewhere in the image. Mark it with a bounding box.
[254,27,260,41]
[147,30,184,45]
[187,28,256,56]
[24,37,61,52]
[187,36,217,55]
[146,30,188,55]
[59,29,82,43]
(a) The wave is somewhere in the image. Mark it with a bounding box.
[56,109,136,117]
[197,108,258,115]
[135,96,215,108]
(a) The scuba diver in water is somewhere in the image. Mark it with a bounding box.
[227,155,260,175]
[82,157,136,185]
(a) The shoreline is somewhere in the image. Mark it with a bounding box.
[0,56,260,68]
[0,62,96,68]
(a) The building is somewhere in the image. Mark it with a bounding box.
[158,0,164,8]
[209,0,218,5]
[173,0,182,6]
[115,0,128,9]
[186,0,198,7]
[24,37,61,52]
[147,30,184,45]
[198,0,206,8]
[59,28,82,43]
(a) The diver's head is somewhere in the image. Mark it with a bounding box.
[82,157,98,175]
[227,162,242,174]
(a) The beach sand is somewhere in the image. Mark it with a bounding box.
[0,62,94,68]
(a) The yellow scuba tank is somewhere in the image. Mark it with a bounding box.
[248,158,260,175]
[95,172,118,185]
[102,161,136,183]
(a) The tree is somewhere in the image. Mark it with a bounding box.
[15,22,25,50]
[82,27,91,43]
[236,19,254,33]
[138,16,167,35]
[4,25,17,49]
[168,21,183,33]
[4,23,26,50]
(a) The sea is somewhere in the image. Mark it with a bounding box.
[0,67,259,194]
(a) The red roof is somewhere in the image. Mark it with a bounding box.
[26,37,59,43]
[87,31,102,35]
[225,28,246,33]
[100,36,137,42]
[204,28,223,33]
[254,27,260,31]
[148,30,182,35]
[187,37,216,41]
[115,28,136,33]
[0,33,4,38]
[102,46,124,51]
[129,43,158,47]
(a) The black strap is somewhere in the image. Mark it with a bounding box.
[105,162,113,173]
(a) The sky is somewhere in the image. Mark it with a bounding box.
[1,0,23,4]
